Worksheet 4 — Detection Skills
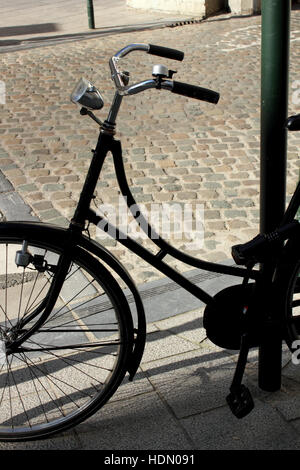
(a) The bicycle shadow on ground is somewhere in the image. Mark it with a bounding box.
[74,338,300,450]
[1,317,300,450]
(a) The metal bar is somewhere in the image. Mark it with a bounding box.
[88,208,261,310]
[260,0,290,233]
[88,209,214,305]
[87,0,95,29]
[16,341,121,353]
[8,250,74,352]
[259,0,291,392]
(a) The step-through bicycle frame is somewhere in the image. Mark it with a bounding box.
[69,121,300,387]
[2,125,262,381]
[5,42,300,387]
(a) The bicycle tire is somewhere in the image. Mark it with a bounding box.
[273,237,300,350]
[0,226,134,441]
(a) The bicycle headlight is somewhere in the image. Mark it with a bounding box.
[70,77,104,110]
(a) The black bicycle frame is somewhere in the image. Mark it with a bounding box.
[11,126,299,352]
[71,129,259,308]
[8,122,300,393]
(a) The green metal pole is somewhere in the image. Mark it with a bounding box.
[87,0,95,29]
[258,0,291,392]
[260,0,290,232]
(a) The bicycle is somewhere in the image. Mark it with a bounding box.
[0,43,299,441]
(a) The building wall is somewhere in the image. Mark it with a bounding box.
[126,0,261,17]
[126,0,205,17]
[127,1,300,17]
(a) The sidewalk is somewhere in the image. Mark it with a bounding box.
[2,301,300,451]
[0,3,300,451]
[0,0,197,53]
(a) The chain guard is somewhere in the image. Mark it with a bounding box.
[203,283,258,350]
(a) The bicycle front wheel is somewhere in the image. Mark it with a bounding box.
[0,228,134,441]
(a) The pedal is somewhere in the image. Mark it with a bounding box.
[226,385,254,419]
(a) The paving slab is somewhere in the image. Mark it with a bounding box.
[181,400,300,450]
[75,391,194,450]
[0,429,80,450]
[140,347,236,419]
[0,191,38,221]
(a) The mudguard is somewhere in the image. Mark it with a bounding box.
[0,221,146,380]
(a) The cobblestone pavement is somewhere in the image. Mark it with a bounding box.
[0,10,300,284]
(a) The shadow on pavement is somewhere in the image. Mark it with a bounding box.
[0,20,181,51]
[0,23,60,38]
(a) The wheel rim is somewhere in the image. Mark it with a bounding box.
[0,238,130,439]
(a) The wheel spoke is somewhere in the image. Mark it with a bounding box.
[0,236,132,440]
[7,355,32,429]
[17,340,122,353]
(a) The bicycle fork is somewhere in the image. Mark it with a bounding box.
[5,244,74,354]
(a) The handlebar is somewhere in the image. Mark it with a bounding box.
[148,44,184,61]
[111,43,184,61]
[109,43,219,105]
[172,81,220,104]
[109,43,183,89]
[126,79,219,104]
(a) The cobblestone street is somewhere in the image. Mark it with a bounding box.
[0,9,300,284]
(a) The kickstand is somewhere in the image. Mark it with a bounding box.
[226,334,254,418]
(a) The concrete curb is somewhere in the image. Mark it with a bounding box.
[0,169,38,222]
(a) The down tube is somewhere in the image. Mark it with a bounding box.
[88,210,251,306]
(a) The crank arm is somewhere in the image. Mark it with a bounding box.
[226,334,254,419]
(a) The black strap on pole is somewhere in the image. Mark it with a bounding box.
[258,0,291,391]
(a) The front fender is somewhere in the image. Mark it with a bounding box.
[79,233,146,381]
[0,221,146,380]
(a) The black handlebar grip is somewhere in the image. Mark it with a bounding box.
[148,44,184,61]
[172,81,220,104]
[286,114,300,131]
